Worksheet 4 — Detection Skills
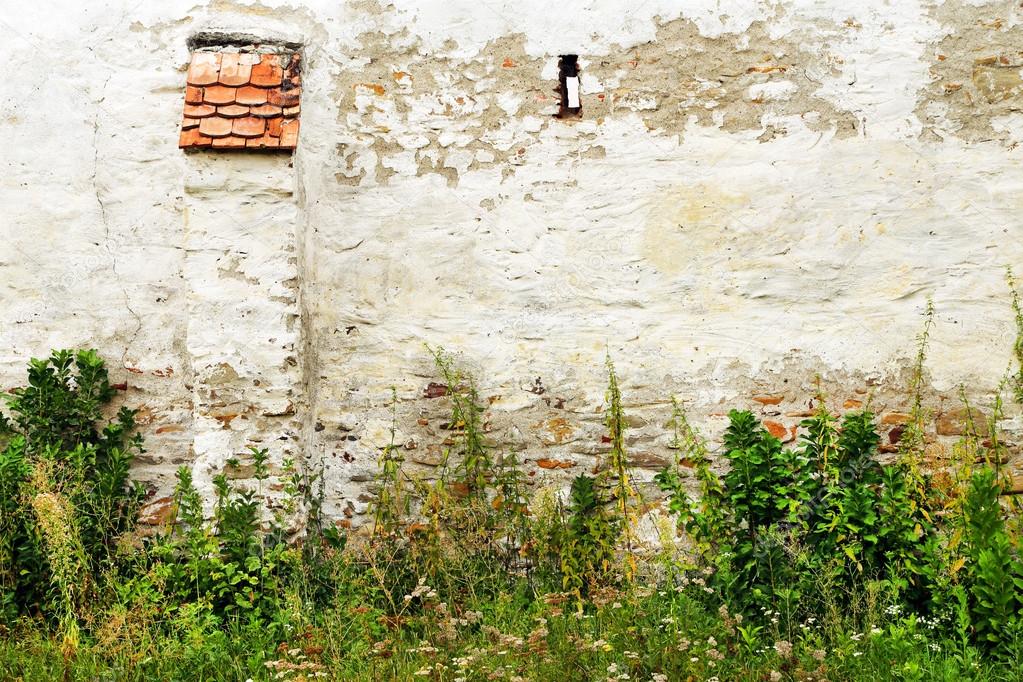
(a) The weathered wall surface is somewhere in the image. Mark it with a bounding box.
[2,0,1022,527]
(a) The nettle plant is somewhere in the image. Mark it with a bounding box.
[658,401,938,620]
[143,450,304,630]
[361,347,536,612]
[956,467,1023,648]
[0,350,144,624]
[561,358,640,601]
[558,472,620,600]
[364,351,642,612]
[656,289,1023,654]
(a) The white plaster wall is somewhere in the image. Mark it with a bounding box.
[1,0,1021,524]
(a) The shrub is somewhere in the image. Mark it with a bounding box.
[0,349,144,623]
[659,405,939,622]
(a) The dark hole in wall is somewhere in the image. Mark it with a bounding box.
[557,54,581,118]
[187,31,302,51]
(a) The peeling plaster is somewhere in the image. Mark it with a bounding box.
[329,16,860,188]
[917,0,1023,144]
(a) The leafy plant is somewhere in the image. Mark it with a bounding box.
[3,340,1023,679]
[148,450,299,630]
[661,404,939,621]
[598,357,639,577]
[959,467,1023,648]
[372,389,407,538]
[430,346,492,497]
[655,398,725,559]
[0,349,144,622]
[1007,267,1023,406]
[560,474,619,603]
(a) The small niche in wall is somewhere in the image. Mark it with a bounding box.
[557,54,581,118]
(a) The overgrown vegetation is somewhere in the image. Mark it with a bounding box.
[3,284,1023,681]
[0,350,144,631]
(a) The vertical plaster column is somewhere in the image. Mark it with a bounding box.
[181,154,305,524]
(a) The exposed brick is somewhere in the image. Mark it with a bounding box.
[537,458,575,469]
[936,407,989,437]
[764,420,789,441]
[888,424,905,444]
[424,382,448,398]
[1001,474,1023,495]
[139,495,175,526]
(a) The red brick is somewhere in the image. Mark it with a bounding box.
[764,420,789,441]
[537,458,575,469]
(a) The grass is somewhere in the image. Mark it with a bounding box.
[1,573,1019,681]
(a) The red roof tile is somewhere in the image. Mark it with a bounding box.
[183,103,216,118]
[179,48,300,151]
[218,53,252,86]
[187,52,221,86]
[217,104,250,118]
[202,84,236,105]
[179,128,212,147]
[268,88,299,107]
[232,116,266,137]
[236,85,268,105]
[212,135,248,148]
[198,117,232,138]
[250,54,283,87]
[250,103,283,118]
[280,118,299,147]
[247,132,280,148]
[185,85,204,104]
